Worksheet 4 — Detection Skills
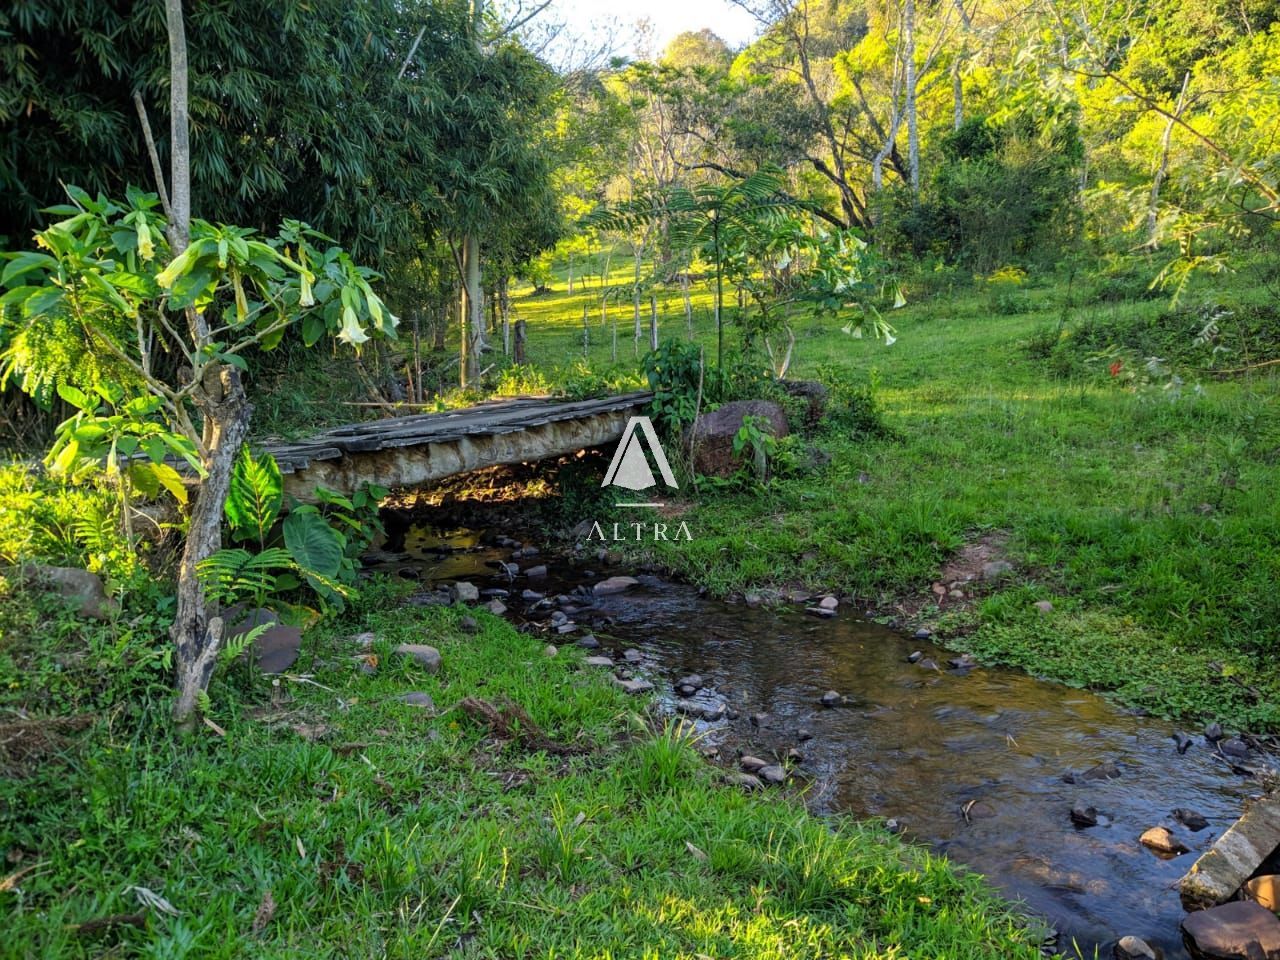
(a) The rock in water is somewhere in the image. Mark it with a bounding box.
[1113,935,1158,959]
[1181,901,1280,960]
[819,690,843,707]
[524,564,548,578]
[1174,808,1211,832]
[395,644,442,673]
[1082,761,1123,781]
[1070,804,1099,828]
[593,576,639,596]
[1140,826,1189,856]
[1220,738,1250,758]
[684,400,789,478]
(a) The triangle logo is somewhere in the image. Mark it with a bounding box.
[602,416,678,491]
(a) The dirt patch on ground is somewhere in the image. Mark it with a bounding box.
[890,531,1012,625]
[0,713,94,777]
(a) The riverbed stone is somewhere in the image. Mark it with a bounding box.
[1070,804,1100,828]
[593,575,639,596]
[1140,826,1189,856]
[819,596,838,610]
[1220,738,1250,758]
[576,635,600,649]
[913,627,933,640]
[524,564,548,578]
[622,648,642,663]
[677,674,704,692]
[758,764,787,784]
[583,656,614,668]
[1082,761,1123,781]
[796,728,813,742]
[395,644,441,673]
[1114,935,1158,959]
[451,581,480,602]
[725,772,763,791]
[740,755,768,773]
[1181,797,1280,909]
[1175,808,1211,832]
[1181,901,1280,959]
[1243,875,1280,912]
[1205,722,1225,743]
[806,605,836,618]
[675,700,726,722]
[615,677,654,695]
[819,690,844,707]
[486,599,507,615]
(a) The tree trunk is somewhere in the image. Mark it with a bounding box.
[461,233,483,386]
[1146,72,1190,247]
[513,319,527,365]
[567,251,574,294]
[172,370,251,724]
[499,276,511,355]
[953,63,964,130]
[904,0,920,194]
[649,294,658,352]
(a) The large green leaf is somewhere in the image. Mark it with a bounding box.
[282,507,344,580]
[226,446,282,544]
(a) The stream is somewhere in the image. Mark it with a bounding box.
[378,522,1265,959]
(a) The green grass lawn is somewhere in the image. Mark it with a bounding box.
[503,254,1280,731]
[0,579,1041,958]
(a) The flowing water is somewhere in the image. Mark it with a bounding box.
[384,524,1263,959]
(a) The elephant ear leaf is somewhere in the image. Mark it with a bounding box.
[283,507,344,584]
[226,446,282,544]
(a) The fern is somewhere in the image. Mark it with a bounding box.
[219,620,271,664]
[197,547,295,608]
[225,446,283,546]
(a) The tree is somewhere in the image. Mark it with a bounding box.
[1,0,394,727]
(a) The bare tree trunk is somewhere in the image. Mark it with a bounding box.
[682,275,693,337]
[952,63,963,130]
[1146,72,1190,247]
[632,289,641,357]
[499,276,511,355]
[649,293,658,351]
[582,304,589,357]
[904,0,920,193]
[461,233,483,385]
[567,251,574,294]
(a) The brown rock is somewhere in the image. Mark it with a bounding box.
[739,755,768,773]
[1140,826,1189,856]
[1181,901,1280,959]
[1114,934,1158,959]
[593,576,639,597]
[685,400,789,478]
[1243,875,1280,913]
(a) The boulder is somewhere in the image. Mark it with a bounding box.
[685,400,789,478]
[1181,901,1280,959]
[395,644,442,673]
[19,564,118,620]
[593,576,639,597]
[779,379,829,428]
[227,609,302,675]
[1181,797,1280,909]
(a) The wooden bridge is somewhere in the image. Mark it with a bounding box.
[264,392,653,502]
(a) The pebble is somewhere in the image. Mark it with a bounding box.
[819,690,843,708]
[819,596,838,610]
[907,651,924,663]
[1113,935,1158,960]
[1173,808,1210,831]
[740,755,768,773]
[615,677,654,695]
[398,692,436,709]
[622,648,642,663]
[725,772,763,791]
[486,599,506,615]
[576,635,601,649]
[913,627,933,640]
[1070,804,1099,828]
[459,615,478,634]
[453,581,480,602]
[524,564,548,578]
[758,764,787,784]
[583,656,614,668]
[543,644,558,657]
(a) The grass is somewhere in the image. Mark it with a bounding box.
[0,578,1042,958]
[498,250,1280,731]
